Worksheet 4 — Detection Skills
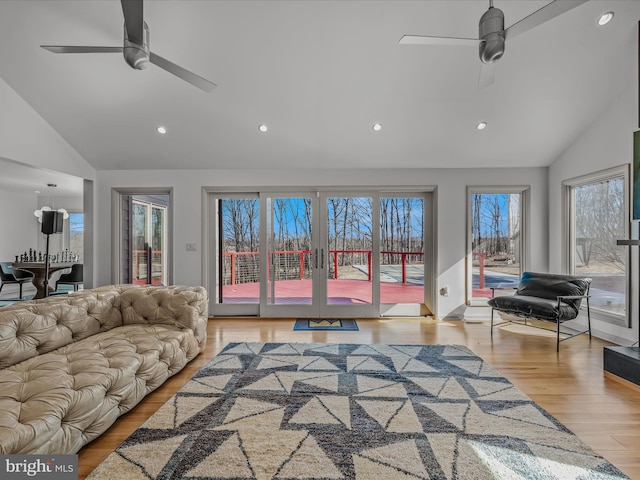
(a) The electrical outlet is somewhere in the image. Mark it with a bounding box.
[186,243,197,252]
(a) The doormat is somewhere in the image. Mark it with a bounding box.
[293,318,359,331]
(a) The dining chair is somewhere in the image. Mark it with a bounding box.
[0,262,34,300]
[55,264,83,292]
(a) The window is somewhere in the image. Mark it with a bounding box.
[68,213,84,262]
[49,212,83,263]
[467,187,528,305]
[218,196,260,304]
[564,166,629,325]
[380,196,424,304]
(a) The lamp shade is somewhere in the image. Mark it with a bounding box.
[34,206,69,223]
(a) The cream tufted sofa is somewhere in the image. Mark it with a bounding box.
[0,284,208,454]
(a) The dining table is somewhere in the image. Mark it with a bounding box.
[11,262,76,299]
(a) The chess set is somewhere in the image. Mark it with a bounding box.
[15,248,80,264]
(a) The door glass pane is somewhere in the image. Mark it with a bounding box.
[132,202,148,284]
[68,213,84,262]
[327,197,373,305]
[219,198,260,304]
[267,197,313,305]
[151,206,165,285]
[380,197,424,304]
[123,195,169,285]
[573,177,626,318]
[471,193,521,300]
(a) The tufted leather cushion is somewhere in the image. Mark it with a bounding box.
[0,291,122,369]
[0,324,200,454]
[118,285,208,349]
[0,285,208,454]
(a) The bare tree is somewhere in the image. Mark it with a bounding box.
[575,178,625,271]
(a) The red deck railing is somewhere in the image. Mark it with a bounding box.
[222,249,424,285]
[132,249,164,285]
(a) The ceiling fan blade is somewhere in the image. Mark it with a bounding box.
[399,35,479,47]
[41,45,123,54]
[478,62,496,90]
[149,52,217,92]
[121,0,144,45]
[505,0,588,41]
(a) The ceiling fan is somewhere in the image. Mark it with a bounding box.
[399,0,588,89]
[41,0,216,92]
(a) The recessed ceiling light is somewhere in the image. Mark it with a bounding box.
[372,123,382,132]
[476,122,487,130]
[258,124,268,133]
[47,183,57,187]
[34,190,40,194]
[598,12,614,26]
[156,126,167,134]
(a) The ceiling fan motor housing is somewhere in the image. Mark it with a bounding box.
[479,6,505,63]
[123,21,150,70]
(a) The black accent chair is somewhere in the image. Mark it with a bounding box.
[55,264,83,292]
[488,271,592,351]
[0,262,34,300]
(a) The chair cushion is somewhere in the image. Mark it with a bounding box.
[515,272,590,311]
[488,295,579,322]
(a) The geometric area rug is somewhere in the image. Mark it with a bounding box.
[86,343,629,479]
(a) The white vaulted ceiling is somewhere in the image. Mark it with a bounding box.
[0,0,638,172]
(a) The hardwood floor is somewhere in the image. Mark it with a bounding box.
[77,317,640,479]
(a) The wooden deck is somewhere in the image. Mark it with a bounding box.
[221,278,425,304]
[221,279,491,304]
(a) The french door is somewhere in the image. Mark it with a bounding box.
[118,194,169,286]
[262,192,378,317]
[209,189,431,317]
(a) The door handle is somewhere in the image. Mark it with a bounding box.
[321,248,325,269]
[314,248,318,269]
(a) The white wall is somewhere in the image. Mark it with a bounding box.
[548,55,636,344]
[0,77,93,286]
[0,78,94,180]
[0,189,37,261]
[96,166,548,318]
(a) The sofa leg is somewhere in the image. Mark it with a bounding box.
[556,319,560,352]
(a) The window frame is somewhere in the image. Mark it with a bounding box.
[466,185,530,305]
[562,164,630,327]
[65,211,84,262]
